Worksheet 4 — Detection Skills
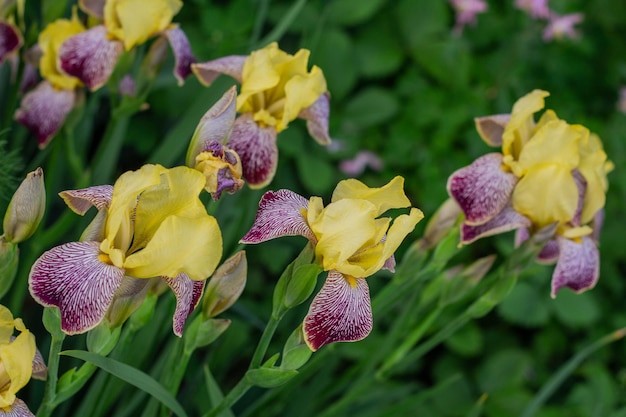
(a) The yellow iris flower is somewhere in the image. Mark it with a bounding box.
[237,42,327,133]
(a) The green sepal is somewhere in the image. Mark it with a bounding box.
[272,243,316,318]
[43,307,65,339]
[284,263,322,309]
[184,317,231,354]
[280,326,312,371]
[86,322,121,356]
[245,367,298,388]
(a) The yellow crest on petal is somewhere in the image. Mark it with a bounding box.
[237,42,327,132]
[39,9,85,89]
[104,0,182,50]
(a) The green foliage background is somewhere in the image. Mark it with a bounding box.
[2,0,626,416]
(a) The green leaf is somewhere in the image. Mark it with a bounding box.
[409,39,470,88]
[203,365,235,417]
[497,281,550,328]
[60,350,189,417]
[354,23,405,79]
[312,29,357,100]
[0,241,18,300]
[343,87,400,129]
[328,0,387,26]
[296,152,335,196]
[396,0,449,44]
[551,290,600,328]
[476,349,533,393]
[444,321,483,357]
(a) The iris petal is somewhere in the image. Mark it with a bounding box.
[461,205,531,244]
[551,236,599,297]
[191,55,246,86]
[163,273,205,337]
[331,176,412,215]
[303,271,372,351]
[298,93,331,145]
[163,26,195,86]
[28,241,125,334]
[59,185,113,215]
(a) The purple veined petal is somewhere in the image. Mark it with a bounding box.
[551,236,599,298]
[571,169,587,227]
[78,0,105,18]
[191,55,246,86]
[14,81,75,148]
[0,20,23,64]
[163,26,196,86]
[515,227,559,264]
[32,347,48,381]
[382,255,396,273]
[228,113,278,188]
[591,209,604,244]
[303,271,373,351]
[240,189,314,244]
[58,25,124,91]
[298,92,331,145]
[461,205,531,245]
[474,114,511,147]
[28,241,125,335]
[59,184,114,215]
[163,273,205,337]
[19,62,39,93]
[0,398,35,417]
[447,153,518,225]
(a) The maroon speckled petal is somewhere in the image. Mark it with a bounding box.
[474,114,510,147]
[59,185,113,215]
[303,271,373,351]
[28,241,124,335]
[191,55,246,86]
[447,153,518,225]
[14,81,75,148]
[0,398,35,417]
[461,205,531,244]
[163,273,205,337]
[551,236,599,298]
[163,26,196,86]
[0,21,23,64]
[228,113,278,188]
[58,25,124,91]
[240,189,313,244]
[298,92,331,145]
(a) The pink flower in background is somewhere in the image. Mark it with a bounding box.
[543,12,584,41]
[515,0,550,19]
[449,0,488,33]
[339,151,383,177]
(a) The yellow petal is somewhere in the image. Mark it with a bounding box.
[280,65,327,131]
[0,330,35,408]
[105,0,182,50]
[578,132,611,224]
[516,119,581,175]
[502,89,549,160]
[331,176,411,216]
[512,164,579,226]
[237,43,282,112]
[39,11,85,89]
[124,214,222,280]
[0,306,14,344]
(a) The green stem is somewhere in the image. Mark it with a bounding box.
[203,377,252,417]
[256,0,308,47]
[36,333,66,417]
[521,327,626,417]
[249,0,270,49]
[249,313,281,369]
[91,114,131,185]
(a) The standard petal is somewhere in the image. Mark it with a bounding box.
[31,348,48,381]
[14,81,75,148]
[163,26,195,86]
[228,113,278,188]
[0,21,22,64]
[240,189,313,243]
[28,241,125,335]
[461,205,531,244]
[59,185,114,215]
[551,236,599,298]
[331,176,412,215]
[163,273,205,336]
[474,114,510,147]
[58,25,124,91]
[447,153,518,225]
[303,271,373,351]
[79,0,106,18]
[191,55,246,86]
[298,92,331,145]
[0,398,35,417]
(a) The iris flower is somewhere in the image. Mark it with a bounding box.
[0,20,21,65]
[192,42,331,188]
[447,90,612,296]
[241,177,423,350]
[29,164,223,336]
[0,304,47,417]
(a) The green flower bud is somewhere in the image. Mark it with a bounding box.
[2,167,45,244]
[0,240,18,299]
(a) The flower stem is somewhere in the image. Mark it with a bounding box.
[203,377,252,417]
[36,332,65,417]
[249,313,281,369]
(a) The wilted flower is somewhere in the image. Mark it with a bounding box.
[192,42,331,188]
[543,12,584,41]
[29,164,223,336]
[241,177,423,350]
[0,304,47,417]
[447,90,612,296]
[449,0,487,33]
[515,0,550,19]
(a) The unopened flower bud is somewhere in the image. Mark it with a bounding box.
[0,240,18,299]
[417,198,462,251]
[2,168,45,243]
[202,251,247,318]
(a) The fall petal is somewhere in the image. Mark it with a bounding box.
[0,21,22,64]
[228,113,278,188]
[14,81,75,148]
[0,398,35,417]
[59,185,114,215]
[58,26,124,91]
[551,236,599,298]
[240,189,313,243]
[474,114,510,147]
[298,92,331,145]
[303,271,373,351]
[461,205,531,244]
[163,273,205,337]
[28,241,124,335]
[447,153,518,225]
[163,26,195,86]
[191,55,246,86]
